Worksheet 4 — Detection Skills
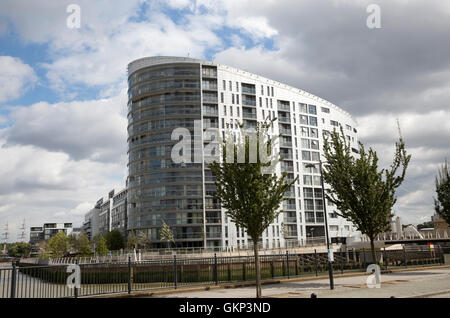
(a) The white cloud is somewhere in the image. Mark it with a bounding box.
[6,91,128,162]
[0,56,37,102]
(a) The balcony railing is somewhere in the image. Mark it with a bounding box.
[242,87,256,95]
[278,104,290,111]
[279,129,291,135]
[278,117,291,123]
[283,204,296,210]
[283,216,297,223]
[242,112,257,119]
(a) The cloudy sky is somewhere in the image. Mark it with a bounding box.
[0,0,449,241]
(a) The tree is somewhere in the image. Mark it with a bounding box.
[7,242,30,258]
[93,234,108,256]
[137,231,150,249]
[46,232,69,258]
[209,119,296,298]
[77,233,92,256]
[322,126,410,264]
[127,230,138,250]
[160,221,175,249]
[105,230,125,251]
[434,159,450,225]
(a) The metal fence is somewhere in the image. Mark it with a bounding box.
[0,246,446,298]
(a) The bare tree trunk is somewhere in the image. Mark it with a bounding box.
[370,238,377,265]
[253,240,261,298]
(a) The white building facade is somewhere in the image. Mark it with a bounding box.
[127,56,359,250]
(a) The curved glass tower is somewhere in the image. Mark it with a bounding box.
[127,56,359,250]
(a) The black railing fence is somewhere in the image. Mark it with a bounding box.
[0,246,446,298]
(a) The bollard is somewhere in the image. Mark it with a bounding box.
[311,293,317,298]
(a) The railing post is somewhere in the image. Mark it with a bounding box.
[286,251,290,279]
[314,249,318,276]
[74,259,79,298]
[10,260,17,299]
[270,260,274,278]
[242,262,246,281]
[127,255,131,294]
[214,253,218,285]
[173,255,177,289]
[403,245,407,268]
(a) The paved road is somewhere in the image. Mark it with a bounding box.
[150,268,450,298]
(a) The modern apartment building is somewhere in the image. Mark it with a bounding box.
[82,188,128,239]
[29,222,78,256]
[127,56,359,249]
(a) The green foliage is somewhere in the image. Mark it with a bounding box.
[93,234,108,256]
[210,119,295,242]
[322,126,410,261]
[209,119,297,297]
[434,159,450,225]
[67,233,92,256]
[160,221,174,248]
[7,242,30,258]
[77,232,92,256]
[127,230,138,249]
[46,232,69,258]
[105,230,125,251]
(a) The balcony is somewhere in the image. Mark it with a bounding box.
[242,112,257,119]
[242,97,256,107]
[280,141,292,148]
[242,87,256,95]
[278,104,290,112]
[278,116,291,123]
[279,128,292,135]
[283,204,296,211]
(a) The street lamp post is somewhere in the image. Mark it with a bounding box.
[305,160,334,290]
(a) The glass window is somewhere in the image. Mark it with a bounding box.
[223,105,226,116]
[313,176,321,186]
[311,140,319,150]
[231,94,235,104]
[300,115,308,125]
[303,187,313,198]
[223,80,226,90]
[310,128,318,138]
[302,151,311,161]
[236,82,239,92]
[229,81,232,91]
[271,87,274,96]
[309,116,318,126]
[236,95,239,105]
[311,152,320,161]
[299,103,308,113]
[321,107,330,113]
[308,105,317,115]
[301,126,309,137]
[303,175,313,186]
[301,138,310,149]
[220,92,224,103]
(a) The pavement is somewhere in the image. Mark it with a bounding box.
[145,267,450,298]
